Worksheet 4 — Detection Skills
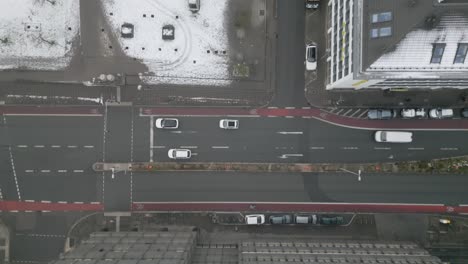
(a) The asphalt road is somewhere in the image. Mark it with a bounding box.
[132,171,468,205]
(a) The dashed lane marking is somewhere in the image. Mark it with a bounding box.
[180,146,198,149]
[67,145,77,148]
[309,147,325,150]
[301,107,311,109]
[58,170,67,173]
[34,145,45,148]
[84,145,94,148]
[285,107,295,109]
[150,116,154,162]
[152,146,166,149]
[73,170,84,173]
[40,170,51,173]
[342,147,359,150]
[0,187,3,200]
[440,147,458,151]
[25,170,34,173]
[285,116,294,118]
[8,145,22,200]
[25,200,35,202]
[268,107,278,109]
[212,146,229,149]
[17,145,28,148]
[374,147,391,150]
[41,200,51,203]
[51,145,61,148]
[408,147,425,150]
[16,233,66,238]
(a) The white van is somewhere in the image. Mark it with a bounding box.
[374,131,413,143]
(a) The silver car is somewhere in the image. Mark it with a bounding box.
[367,109,395,119]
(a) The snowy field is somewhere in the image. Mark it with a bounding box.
[102,0,232,86]
[0,0,80,70]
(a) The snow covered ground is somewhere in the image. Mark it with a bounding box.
[0,0,80,70]
[101,0,232,86]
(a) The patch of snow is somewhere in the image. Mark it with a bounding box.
[369,14,468,71]
[101,0,232,86]
[0,0,80,70]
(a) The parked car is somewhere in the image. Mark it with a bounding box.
[188,0,200,12]
[401,109,415,118]
[219,119,239,129]
[295,214,318,224]
[429,108,453,119]
[320,216,344,225]
[121,23,134,38]
[155,118,179,129]
[461,108,468,118]
[167,149,191,159]
[246,214,265,225]
[367,109,396,120]
[415,108,427,118]
[305,0,320,9]
[269,215,293,224]
[305,44,317,71]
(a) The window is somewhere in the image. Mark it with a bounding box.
[379,27,392,37]
[430,43,446,64]
[371,12,392,23]
[454,43,468,64]
[371,28,379,38]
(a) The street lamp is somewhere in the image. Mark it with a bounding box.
[339,168,362,181]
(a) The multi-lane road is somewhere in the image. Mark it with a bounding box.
[1,107,468,211]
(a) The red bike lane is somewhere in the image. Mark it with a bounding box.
[141,107,468,130]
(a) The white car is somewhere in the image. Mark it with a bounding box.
[155,118,179,129]
[168,149,191,159]
[401,109,415,118]
[245,214,265,225]
[415,108,427,118]
[305,44,317,71]
[429,108,453,119]
[219,119,239,129]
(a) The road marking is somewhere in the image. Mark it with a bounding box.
[73,201,84,204]
[309,147,325,150]
[150,116,154,162]
[357,110,368,118]
[16,233,66,238]
[440,147,458,151]
[51,145,61,148]
[374,147,391,150]
[41,200,51,203]
[336,109,344,115]
[57,170,67,173]
[170,131,182,134]
[279,154,303,159]
[349,109,361,117]
[41,170,51,173]
[25,170,34,173]
[58,201,67,204]
[191,153,198,156]
[342,147,359,150]
[84,145,94,148]
[302,116,312,118]
[17,145,28,148]
[67,145,77,148]
[285,116,294,118]
[25,200,35,202]
[8,144,22,200]
[277,131,303,135]
[408,147,424,150]
[180,146,198,149]
[302,107,311,109]
[285,107,295,109]
[73,170,84,173]
[152,146,166,149]
[34,145,45,148]
[212,146,229,149]
[0,187,3,200]
[268,107,278,109]
[342,109,353,116]
[267,115,276,118]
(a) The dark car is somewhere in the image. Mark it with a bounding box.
[305,0,319,9]
[121,23,134,38]
[462,108,468,118]
[320,216,344,225]
[367,109,396,120]
[269,215,293,224]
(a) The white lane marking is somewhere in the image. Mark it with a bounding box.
[212,146,229,149]
[336,109,344,115]
[285,107,295,109]
[342,147,359,150]
[34,145,45,148]
[58,201,67,204]
[309,147,325,150]
[84,145,94,148]
[170,131,182,134]
[191,153,198,156]
[302,116,312,119]
[8,144,22,200]
[73,201,84,204]
[180,146,198,149]
[357,110,368,118]
[41,200,51,203]
[25,170,34,173]
[408,147,424,150]
[150,116,154,162]
[5,113,102,117]
[440,147,458,151]
[374,147,391,150]
[277,131,303,135]
[73,170,84,173]
[16,233,66,238]
[279,154,303,159]
[152,146,166,149]
[17,145,28,148]
[25,200,35,202]
[349,109,361,117]
[342,109,353,116]
[58,170,67,173]
[51,145,61,148]
[67,145,77,148]
[41,170,51,173]
[285,116,294,118]
[267,115,276,118]
[302,107,311,109]
[0,187,3,200]
[268,106,278,109]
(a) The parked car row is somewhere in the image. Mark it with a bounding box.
[245,214,344,226]
[368,108,468,119]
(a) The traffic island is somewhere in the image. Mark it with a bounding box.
[93,156,468,174]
